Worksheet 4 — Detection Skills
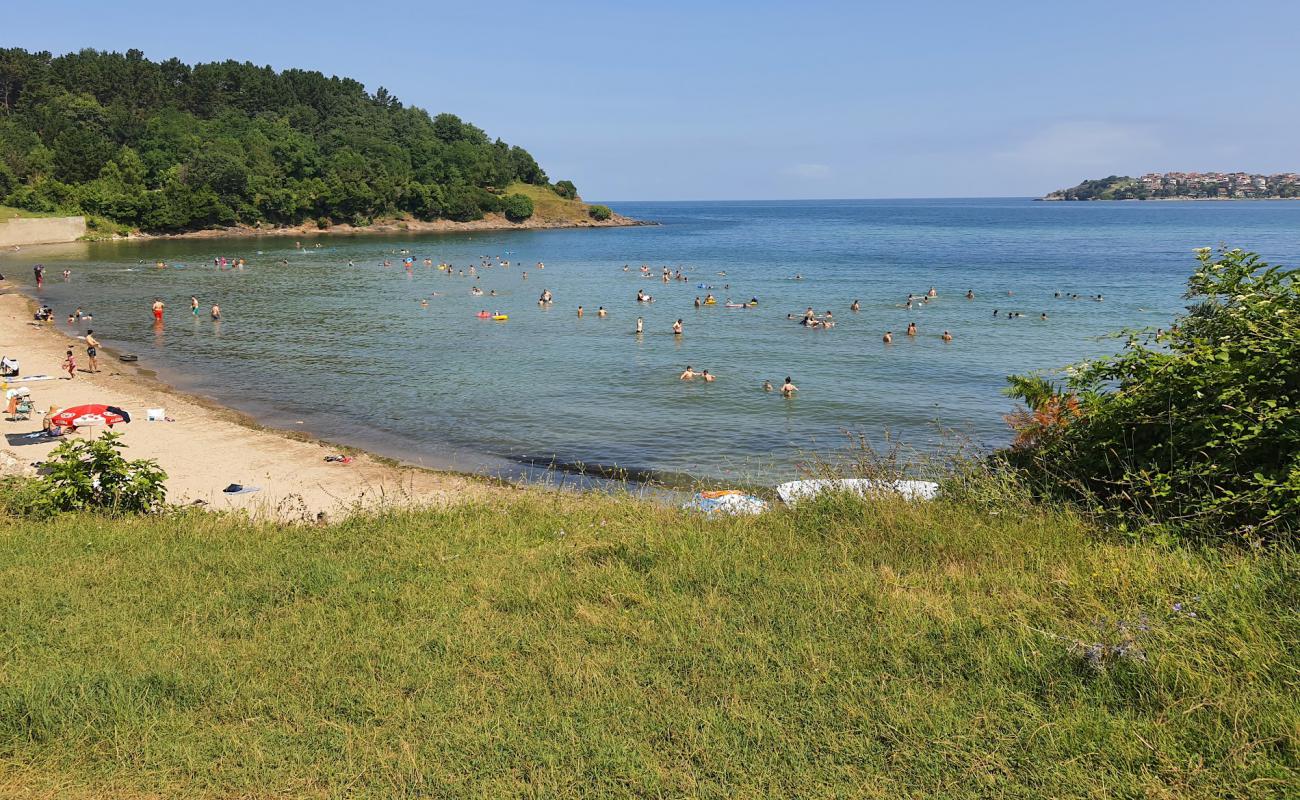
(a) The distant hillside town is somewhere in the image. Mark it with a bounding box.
[1043,172,1300,200]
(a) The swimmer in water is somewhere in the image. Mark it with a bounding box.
[1041,312,1048,320]
[906,322,917,336]
[850,299,861,312]
[191,296,199,315]
[966,289,974,299]
[597,306,607,318]
[941,330,953,342]
[672,319,683,335]
[762,379,774,392]
[883,331,893,344]
[679,365,697,380]
[211,304,221,320]
[701,370,715,382]
[577,306,584,317]
[781,376,798,397]
[927,287,937,298]
[635,317,644,334]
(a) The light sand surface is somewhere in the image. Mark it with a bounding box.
[0,290,503,519]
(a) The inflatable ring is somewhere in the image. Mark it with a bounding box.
[492,315,509,321]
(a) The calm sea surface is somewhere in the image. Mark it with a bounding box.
[5,198,1299,483]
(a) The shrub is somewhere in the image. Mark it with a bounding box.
[552,179,577,200]
[1005,248,1299,541]
[28,431,167,515]
[500,193,534,222]
[588,204,612,221]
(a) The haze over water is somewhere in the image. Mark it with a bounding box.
[7,198,1300,483]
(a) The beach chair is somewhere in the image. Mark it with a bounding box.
[5,387,32,421]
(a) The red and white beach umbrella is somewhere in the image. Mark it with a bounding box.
[49,404,131,429]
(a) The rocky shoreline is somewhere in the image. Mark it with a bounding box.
[126,210,656,241]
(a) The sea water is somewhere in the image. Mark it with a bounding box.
[5,198,1299,484]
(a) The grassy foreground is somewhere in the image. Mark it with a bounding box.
[0,492,1295,798]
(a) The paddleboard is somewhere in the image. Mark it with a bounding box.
[775,478,938,505]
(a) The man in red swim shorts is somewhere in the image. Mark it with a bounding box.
[152,298,164,321]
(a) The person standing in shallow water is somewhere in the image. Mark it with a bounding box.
[191,296,199,315]
[635,317,644,334]
[672,319,683,335]
[151,298,164,322]
[781,376,798,397]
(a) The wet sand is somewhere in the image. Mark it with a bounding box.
[0,291,504,519]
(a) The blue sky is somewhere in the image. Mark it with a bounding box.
[9,1,1299,199]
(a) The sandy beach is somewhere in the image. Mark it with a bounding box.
[0,290,501,519]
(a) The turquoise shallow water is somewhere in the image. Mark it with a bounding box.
[4,198,1299,483]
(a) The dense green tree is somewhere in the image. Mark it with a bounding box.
[500,193,534,222]
[553,179,577,199]
[0,47,558,231]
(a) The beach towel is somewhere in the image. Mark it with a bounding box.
[684,491,768,516]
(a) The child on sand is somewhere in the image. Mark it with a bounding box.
[63,349,76,379]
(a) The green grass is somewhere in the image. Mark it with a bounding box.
[0,205,64,221]
[502,182,605,224]
[0,492,1295,798]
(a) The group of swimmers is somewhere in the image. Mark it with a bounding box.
[679,367,799,397]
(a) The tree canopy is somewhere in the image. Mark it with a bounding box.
[0,47,571,231]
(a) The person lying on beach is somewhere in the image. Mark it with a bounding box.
[781,377,798,397]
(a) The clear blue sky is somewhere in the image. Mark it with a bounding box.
[9,0,1299,199]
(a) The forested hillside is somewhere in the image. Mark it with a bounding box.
[0,48,573,232]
